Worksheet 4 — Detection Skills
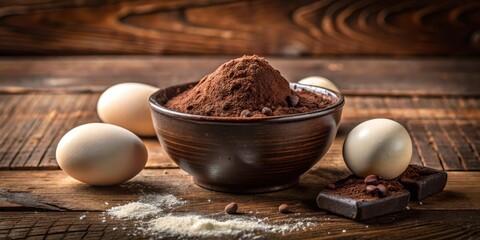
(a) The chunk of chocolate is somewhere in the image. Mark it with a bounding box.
[240,109,252,117]
[366,185,378,195]
[317,175,410,220]
[287,95,300,107]
[376,184,388,197]
[261,107,272,116]
[364,175,379,185]
[399,165,448,201]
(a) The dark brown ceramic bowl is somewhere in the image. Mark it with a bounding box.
[149,82,344,193]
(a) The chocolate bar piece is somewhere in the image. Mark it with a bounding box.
[317,176,410,220]
[317,190,410,220]
[399,165,448,201]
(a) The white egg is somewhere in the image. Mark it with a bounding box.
[97,82,159,137]
[343,118,412,179]
[56,123,148,186]
[298,76,340,92]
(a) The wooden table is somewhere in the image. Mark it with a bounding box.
[0,56,479,239]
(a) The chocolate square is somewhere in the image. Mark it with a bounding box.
[317,189,410,220]
[399,165,448,201]
[317,176,410,220]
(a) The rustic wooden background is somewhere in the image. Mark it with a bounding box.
[1,1,480,238]
[0,0,479,56]
[0,57,479,171]
[0,57,479,239]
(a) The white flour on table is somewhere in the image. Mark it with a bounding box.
[106,194,316,239]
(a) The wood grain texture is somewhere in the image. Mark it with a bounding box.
[0,170,479,239]
[0,211,479,240]
[0,94,176,169]
[0,1,479,56]
[0,57,478,169]
[0,212,133,240]
[0,57,479,96]
[0,94,479,170]
[0,170,479,212]
[0,56,478,238]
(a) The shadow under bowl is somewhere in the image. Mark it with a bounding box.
[149,82,344,193]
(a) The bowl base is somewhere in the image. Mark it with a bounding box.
[193,178,299,194]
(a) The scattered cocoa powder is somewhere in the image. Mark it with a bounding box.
[326,175,404,201]
[400,164,439,180]
[166,55,336,117]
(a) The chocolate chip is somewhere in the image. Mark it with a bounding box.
[278,204,289,214]
[364,175,379,186]
[224,202,238,214]
[261,107,272,116]
[240,109,252,117]
[377,184,388,197]
[326,183,336,190]
[287,95,300,107]
[366,185,378,195]
[186,105,194,110]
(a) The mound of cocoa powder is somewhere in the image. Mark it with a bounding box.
[327,175,404,202]
[165,55,336,117]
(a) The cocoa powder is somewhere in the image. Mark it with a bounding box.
[165,55,335,117]
[400,164,438,180]
[328,175,404,201]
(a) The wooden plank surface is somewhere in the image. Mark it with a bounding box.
[0,57,479,96]
[1,94,479,170]
[0,170,479,239]
[0,1,479,56]
[0,56,479,239]
[0,211,479,240]
[0,170,479,212]
[0,57,479,170]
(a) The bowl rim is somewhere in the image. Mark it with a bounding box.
[149,81,345,123]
